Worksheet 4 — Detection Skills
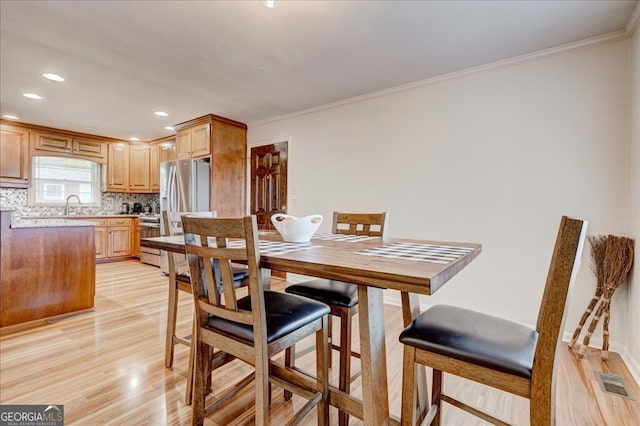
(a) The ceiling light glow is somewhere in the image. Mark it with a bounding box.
[42,73,65,82]
[164,126,174,131]
[154,111,168,117]
[2,114,19,120]
[263,0,277,8]
[23,93,43,100]
[129,137,140,141]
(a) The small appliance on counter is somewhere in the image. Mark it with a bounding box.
[132,203,143,214]
[143,204,152,214]
[120,203,130,214]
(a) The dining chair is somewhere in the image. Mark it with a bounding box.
[161,210,249,405]
[399,216,587,426]
[284,211,389,425]
[182,215,330,426]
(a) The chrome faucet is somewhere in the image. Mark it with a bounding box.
[64,195,81,216]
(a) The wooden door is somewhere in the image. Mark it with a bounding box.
[0,125,30,187]
[175,129,191,158]
[73,137,106,160]
[191,123,211,158]
[159,141,176,163]
[95,226,107,260]
[107,143,129,191]
[150,144,160,192]
[108,227,131,257]
[33,131,73,153]
[132,219,141,258]
[129,144,150,191]
[250,142,288,230]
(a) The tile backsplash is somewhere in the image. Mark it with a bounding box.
[0,188,159,218]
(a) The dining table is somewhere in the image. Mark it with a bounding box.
[142,230,481,425]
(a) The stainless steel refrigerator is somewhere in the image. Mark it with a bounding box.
[159,158,210,273]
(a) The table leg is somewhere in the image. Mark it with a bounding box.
[401,292,428,419]
[358,285,390,425]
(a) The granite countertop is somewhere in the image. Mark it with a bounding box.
[10,214,161,228]
[11,218,98,229]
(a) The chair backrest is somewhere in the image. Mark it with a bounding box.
[181,215,267,344]
[532,216,587,393]
[162,211,217,237]
[332,212,389,237]
[162,211,216,275]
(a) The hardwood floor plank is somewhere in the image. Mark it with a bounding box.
[0,260,638,425]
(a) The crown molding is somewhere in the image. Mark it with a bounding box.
[626,1,640,35]
[249,30,630,128]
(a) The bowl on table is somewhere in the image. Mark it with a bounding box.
[271,214,323,243]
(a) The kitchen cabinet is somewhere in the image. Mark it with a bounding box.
[159,140,176,163]
[150,138,175,192]
[129,144,150,191]
[173,114,247,216]
[106,143,129,191]
[32,130,106,163]
[67,217,132,261]
[107,142,160,193]
[0,211,95,328]
[95,224,107,260]
[176,123,210,159]
[107,218,132,258]
[0,124,30,188]
[132,218,141,258]
[150,145,159,192]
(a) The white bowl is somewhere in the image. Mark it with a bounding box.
[271,214,323,243]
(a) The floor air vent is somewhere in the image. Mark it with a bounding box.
[595,371,635,400]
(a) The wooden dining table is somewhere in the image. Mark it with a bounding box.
[142,231,481,425]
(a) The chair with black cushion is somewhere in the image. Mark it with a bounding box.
[285,211,389,425]
[162,210,249,405]
[182,215,330,426]
[399,216,587,426]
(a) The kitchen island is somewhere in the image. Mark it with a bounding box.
[0,210,96,328]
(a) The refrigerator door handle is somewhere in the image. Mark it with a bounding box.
[168,165,177,212]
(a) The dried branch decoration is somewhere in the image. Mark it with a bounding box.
[568,234,634,360]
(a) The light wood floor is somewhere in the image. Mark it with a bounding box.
[1,260,639,425]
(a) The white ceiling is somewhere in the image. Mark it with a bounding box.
[1,1,638,142]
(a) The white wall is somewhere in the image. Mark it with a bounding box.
[627,26,640,381]
[249,40,631,354]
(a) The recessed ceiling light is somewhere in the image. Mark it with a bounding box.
[263,0,277,8]
[129,137,140,141]
[2,114,19,120]
[164,126,174,131]
[23,93,43,100]
[42,73,65,82]
[154,111,168,117]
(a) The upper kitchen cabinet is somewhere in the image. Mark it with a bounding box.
[32,130,107,163]
[173,114,247,216]
[129,144,150,192]
[150,137,176,192]
[107,142,159,193]
[176,123,210,159]
[106,143,129,191]
[0,124,31,188]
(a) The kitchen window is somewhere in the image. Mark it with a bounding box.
[28,156,102,206]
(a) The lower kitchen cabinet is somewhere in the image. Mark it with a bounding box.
[132,218,141,258]
[95,225,107,260]
[68,217,133,262]
[107,218,131,258]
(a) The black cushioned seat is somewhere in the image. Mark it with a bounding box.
[285,279,358,308]
[207,291,330,344]
[399,305,538,379]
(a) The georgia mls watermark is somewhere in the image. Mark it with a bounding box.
[0,405,64,426]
